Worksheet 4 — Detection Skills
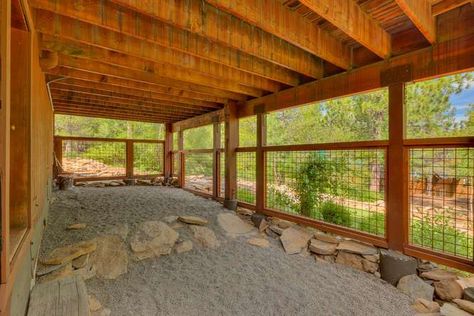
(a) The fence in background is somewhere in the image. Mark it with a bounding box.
[54,136,164,181]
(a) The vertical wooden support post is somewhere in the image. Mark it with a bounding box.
[178,130,184,187]
[0,0,11,284]
[164,123,172,179]
[126,140,134,179]
[53,137,62,178]
[224,102,238,209]
[387,82,408,251]
[255,112,266,212]
[212,120,221,199]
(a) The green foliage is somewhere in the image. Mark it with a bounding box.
[237,188,256,204]
[320,201,351,227]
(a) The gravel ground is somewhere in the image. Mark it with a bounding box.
[40,186,414,316]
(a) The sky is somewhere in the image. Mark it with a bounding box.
[450,84,474,121]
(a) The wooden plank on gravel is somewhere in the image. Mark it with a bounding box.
[27,276,89,316]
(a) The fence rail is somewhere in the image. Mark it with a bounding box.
[54,136,165,181]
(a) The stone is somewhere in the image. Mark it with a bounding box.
[72,254,89,269]
[178,215,208,226]
[162,215,178,224]
[236,208,254,216]
[36,263,66,277]
[89,295,102,312]
[362,259,379,274]
[73,264,96,280]
[265,227,280,239]
[37,263,73,283]
[90,235,128,279]
[418,261,438,273]
[67,223,86,230]
[434,279,463,301]
[130,221,179,260]
[308,239,337,255]
[453,299,474,314]
[106,223,129,241]
[279,227,312,255]
[335,252,364,271]
[363,254,380,263]
[421,269,458,282]
[336,240,377,255]
[170,222,184,229]
[277,220,293,229]
[250,213,268,231]
[463,288,474,302]
[269,225,284,236]
[440,303,471,316]
[41,240,97,265]
[456,277,474,290]
[380,249,418,286]
[247,237,269,248]
[397,274,434,301]
[189,226,220,249]
[314,232,341,244]
[315,255,336,264]
[411,298,440,313]
[217,213,254,235]
[175,240,193,254]
[92,308,112,316]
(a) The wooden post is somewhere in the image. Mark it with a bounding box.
[164,123,172,178]
[126,140,134,179]
[213,120,221,198]
[0,0,11,284]
[387,82,408,251]
[178,130,184,187]
[224,102,238,209]
[53,137,62,178]
[255,112,266,211]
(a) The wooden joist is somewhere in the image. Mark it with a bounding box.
[432,0,472,16]
[395,0,436,43]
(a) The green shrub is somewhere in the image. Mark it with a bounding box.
[320,201,351,227]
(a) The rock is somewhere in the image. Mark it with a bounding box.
[308,239,337,255]
[175,240,193,254]
[106,224,129,241]
[434,279,463,301]
[457,277,474,290]
[463,288,474,302]
[67,223,86,230]
[315,255,336,264]
[453,299,474,314]
[250,213,268,231]
[72,254,89,269]
[37,263,73,283]
[268,225,284,236]
[363,254,380,263]
[89,295,102,312]
[189,226,220,249]
[362,259,379,274]
[335,252,364,271]
[162,215,178,224]
[277,220,293,229]
[412,298,440,313]
[440,303,471,316]
[397,274,434,301]
[170,222,184,229]
[130,221,179,260]
[421,270,458,282]
[336,240,377,255]
[41,240,97,265]
[217,213,254,235]
[90,235,128,279]
[265,227,280,239]
[178,215,208,226]
[73,264,96,280]
[36,263,66,277]
[247,237,269,248]
[418,261,438,273]
[314,232,341,244]
[380,249,418,286]
[92,308,112,316]
[236,208,254,216]
[279,227,312,255]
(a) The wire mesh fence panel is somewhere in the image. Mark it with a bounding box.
[237,152,256,204]
[266,149,386,236]
[409,147,474,260]
[61,140,126,177]
[184,152,213,195]
[220,152,225,197]
[133,142,164,176]
[172,152,180,177]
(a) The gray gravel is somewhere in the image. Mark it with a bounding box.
[41,186,414,316]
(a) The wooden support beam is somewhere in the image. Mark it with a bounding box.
[387,83,407,251]
[54,109,167,123]
[126,140,134,178]
[298,0,391,58]
[178,131,184,187]
[255,112,266,212]
[432,0,471,16]
[29,1,305,85]
[164,123,173,179]
[205,0,350,69]
[395,0,436,43]
[172,110,225,133]
[213,121,221,199]
[224,103,238,206]
[50,80,222,109]
[53,137,62,178]
[38,30,283,93]
[240,33,474,117]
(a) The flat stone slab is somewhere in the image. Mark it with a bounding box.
[247,238,270,248]
[178,215,208,226]
[453,299,474,314]
[336,240,377,255]
[91,235,128,279]
[217,213,254,235]
[441,303,472,316]
[130,221,179,260]
[189,226,220,249]
[421,269,458,281]
[279,227,312,255]
[41,240,97,265]
[67,223,87,230]
[314,232,341,244]
[309,239,337,255]
[397,274,434,301]
[175,240,193,254]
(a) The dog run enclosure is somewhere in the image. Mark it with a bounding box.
[0,0,473,314]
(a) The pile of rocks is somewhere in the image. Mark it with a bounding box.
[238,208,474,316]
[152,176,179,187]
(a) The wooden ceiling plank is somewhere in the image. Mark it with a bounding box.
[29,0,308,83]
[37,24,283,93]
[432,0,471,16]
[298,0,391,58]
[204,0,350,69]
[54,108,175,123]
[395,0,436,43]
